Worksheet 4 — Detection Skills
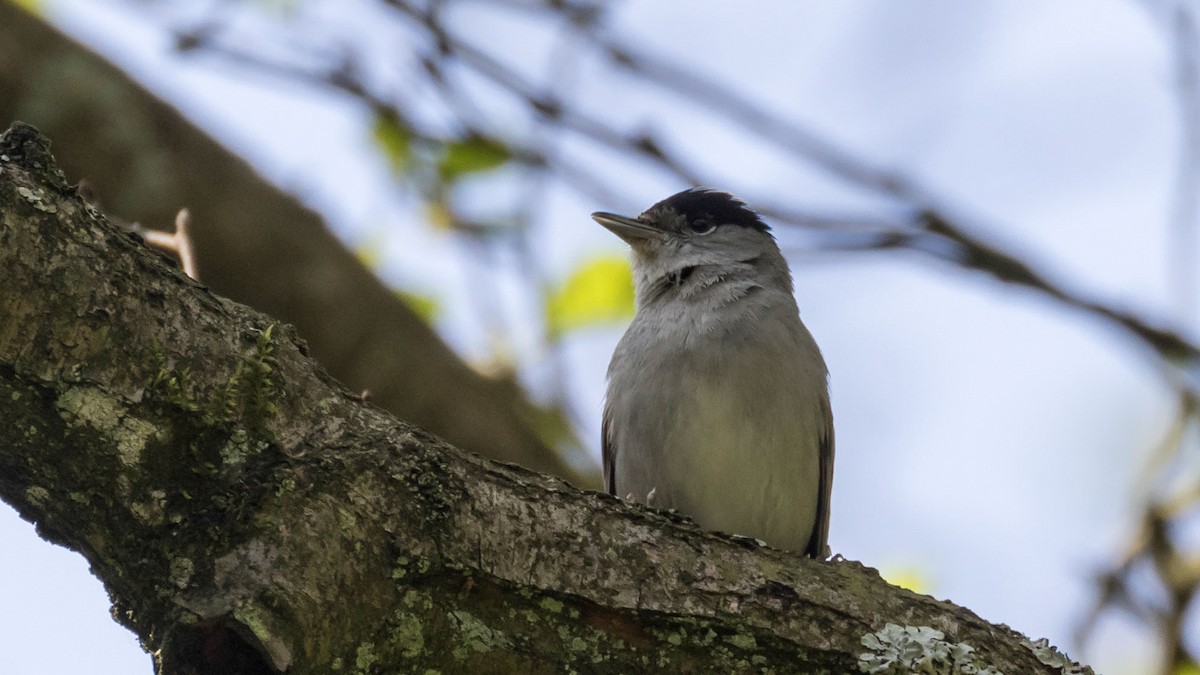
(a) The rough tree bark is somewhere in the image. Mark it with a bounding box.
[0,1,593,487]
[0,124,1092,673]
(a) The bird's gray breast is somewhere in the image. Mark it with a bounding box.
[604,290,828,551]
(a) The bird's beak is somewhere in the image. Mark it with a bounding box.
[591,212,667,243]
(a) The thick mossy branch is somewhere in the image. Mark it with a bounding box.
[0,122,1092,674]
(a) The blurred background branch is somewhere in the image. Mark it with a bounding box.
[180,0,1200,374]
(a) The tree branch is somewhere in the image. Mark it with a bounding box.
[0,122,1091,673]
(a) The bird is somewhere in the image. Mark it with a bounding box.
[593,187,834,557]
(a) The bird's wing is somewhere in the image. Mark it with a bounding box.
[602,404,618,496]
[805,394,835,559]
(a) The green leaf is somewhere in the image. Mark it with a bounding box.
[546,255,634,337]
[438,135,511,181]
[372,112,413,175]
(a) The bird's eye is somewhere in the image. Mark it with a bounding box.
[688,218,717,235]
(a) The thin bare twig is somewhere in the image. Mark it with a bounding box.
[131,208,198,280]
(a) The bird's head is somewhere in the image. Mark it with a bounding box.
[592,188,788,297]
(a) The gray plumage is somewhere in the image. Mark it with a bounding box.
[594,188,834,557]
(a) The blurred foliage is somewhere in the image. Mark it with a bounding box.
[546,255,635,338]
[1176,662,1200,675]
[371,112,515,238]
[437,134,511,181]
[371,112,509,184]
[421,199,455,231]
[394,289,440,322]
[372,112,413,176]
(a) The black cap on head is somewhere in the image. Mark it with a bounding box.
[647,187,770,233]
